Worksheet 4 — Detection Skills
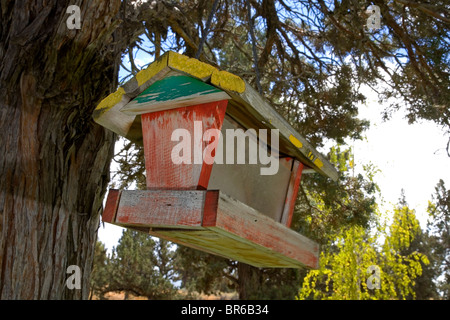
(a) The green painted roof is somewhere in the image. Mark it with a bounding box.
[121,73,230,115]
[135,74,222,104]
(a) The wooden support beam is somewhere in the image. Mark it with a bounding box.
[102,189,121,223]
[280,160,304,227]
[102,189,319,269]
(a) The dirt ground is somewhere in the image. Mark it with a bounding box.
[92,290,238,300]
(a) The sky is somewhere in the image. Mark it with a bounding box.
[352,88,450,226]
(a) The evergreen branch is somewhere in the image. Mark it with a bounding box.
[393,0,450,24]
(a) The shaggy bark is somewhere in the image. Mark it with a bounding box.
[0,0,121,299]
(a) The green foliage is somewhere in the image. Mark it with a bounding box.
[110,138,146,190]
[91,230,178,300]
[298,225,379,300]
[108,230,177,299]
[427,180,450,299]
[89,241,110,300]
[398,226,440,300]
[293,146,379,245]
[297,205,429,300]
[238,267,308,300]
[174,246,234,295]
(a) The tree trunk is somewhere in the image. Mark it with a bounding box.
[237,262,260,300]
[0,0,121,299]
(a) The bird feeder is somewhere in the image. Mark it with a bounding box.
[93,51,338,269]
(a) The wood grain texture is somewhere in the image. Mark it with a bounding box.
[93,90,136,139]
[211,192,319,269]
[114,190,218,228]
[102,189,121,223]
[0,0,120,299]
[141,100,227,189]
[150,228,309,268]
[103,189,319,269]
[280,160,304,227]
[93,64,172,143]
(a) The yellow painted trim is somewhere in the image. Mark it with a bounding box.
[289,134,324,169]
[313,158,324,168]
[211,70,246,93]
[136,54,168,87]
[289,135,303,149]
[166,51,245,93]
[93,87,125,118]
[168,51,218,80]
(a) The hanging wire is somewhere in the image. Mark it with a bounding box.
[195,0,221,59]
[246,0,263,94]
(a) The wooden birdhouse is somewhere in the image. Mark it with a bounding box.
[93,51,338,269]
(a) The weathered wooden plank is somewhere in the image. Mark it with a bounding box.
[211,192,320,269]
[103,189,319,268]
[92,91,135,139]
[141,100,228,189]
[163,51,337,180]
[93,51,337,180]
[280,160,304,227]
[166,52,245,93]
[114,190,219,228]
[202,189,219,227]
[149,228,308,268]
[163,52,336,180]
[121,73,230,115]
[208,116,293,222]
[102,189,121,223]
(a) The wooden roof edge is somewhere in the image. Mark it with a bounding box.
[92,51,339,181]
[164,52,339,180]
[224,81,339,181]
[92,51,246,139]
[92,53,172,138]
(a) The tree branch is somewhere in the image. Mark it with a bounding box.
[393,0,450,24]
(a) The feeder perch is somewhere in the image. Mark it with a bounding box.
[94,51,338,269]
